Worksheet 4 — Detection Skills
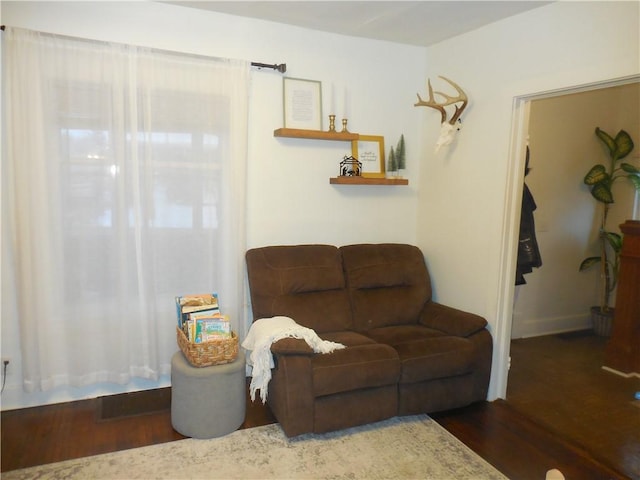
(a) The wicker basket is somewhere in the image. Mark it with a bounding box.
[176,326,239,367]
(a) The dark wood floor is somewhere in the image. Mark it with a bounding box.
[1,331,637,479]
[506,331,639,480]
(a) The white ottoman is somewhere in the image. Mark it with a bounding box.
[171,350,246,439]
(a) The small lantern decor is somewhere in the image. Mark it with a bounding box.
[339,155,362,176]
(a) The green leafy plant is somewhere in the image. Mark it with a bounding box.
[579,127,639,313]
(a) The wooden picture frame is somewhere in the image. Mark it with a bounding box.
[283,77,323,130]
[352,135,385,178]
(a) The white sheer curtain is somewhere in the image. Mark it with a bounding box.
[2,27,249,392]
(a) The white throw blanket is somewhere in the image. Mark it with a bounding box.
[242,316,345,403]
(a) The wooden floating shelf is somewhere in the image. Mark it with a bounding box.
[273,128,407,186]
[329,177,409,186]
[274,128,359,141]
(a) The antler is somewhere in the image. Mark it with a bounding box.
[414,76,468,125]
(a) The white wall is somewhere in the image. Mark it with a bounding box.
[0,1,426,409]
[512,83,640,338]
[419,1,640,399]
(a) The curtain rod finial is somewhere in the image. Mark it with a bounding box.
[251,62,286,73]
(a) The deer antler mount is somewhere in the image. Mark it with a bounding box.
[415,76,468,152]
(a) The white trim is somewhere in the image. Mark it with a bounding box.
[0,375,172,412]
[601,366,640,379]
[511,314,592,339]
[490,98,529,400]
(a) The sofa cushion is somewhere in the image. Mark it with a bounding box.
[367,325,476,383]
[271,330,393,397]
[246,245,352,333]
[365,324,445,344]
[312,343,400,397]
[319,330,380,347]
[340,244,431,331]
[420,302,488,337]
[395,337,476,383]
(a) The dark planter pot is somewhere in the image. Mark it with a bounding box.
[591,306,614,337]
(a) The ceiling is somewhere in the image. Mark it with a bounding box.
[165,1,552,47]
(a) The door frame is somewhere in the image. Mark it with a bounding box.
[493,74,640,399]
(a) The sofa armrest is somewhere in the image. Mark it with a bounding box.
[419,301,487,337]
[270,338,315,355]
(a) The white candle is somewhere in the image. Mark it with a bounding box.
[343,87,349,119]
[330,83,335,114]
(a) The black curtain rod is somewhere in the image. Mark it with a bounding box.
[251,62,286,73]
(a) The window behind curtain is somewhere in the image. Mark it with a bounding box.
[2,27,249,392]
[58,87,225,301]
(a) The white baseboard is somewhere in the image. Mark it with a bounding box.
[601,366,640,378]
[0,375,172,412]
[511,313,592,339]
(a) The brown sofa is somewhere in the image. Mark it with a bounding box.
[245,243,492,437]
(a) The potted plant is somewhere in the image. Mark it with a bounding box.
[579,127,639,335]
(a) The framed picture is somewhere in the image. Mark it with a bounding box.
[283,77,322,130]
[352,135,385,178]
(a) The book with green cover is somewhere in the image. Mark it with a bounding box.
[194,315,231,343]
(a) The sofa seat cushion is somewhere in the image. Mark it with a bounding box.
[320,330,379,347]
[366,325,446,344]
[366,325,476,383]
[311,343,400,397]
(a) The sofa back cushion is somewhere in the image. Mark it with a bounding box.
[246,245,352,333]
[340,244,432,331]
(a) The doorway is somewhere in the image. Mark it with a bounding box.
[493,75,640,399]
[512,81,640,339]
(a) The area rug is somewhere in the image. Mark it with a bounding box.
[3,415,507,479]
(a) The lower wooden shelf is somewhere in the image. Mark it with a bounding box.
[329,176,408,186]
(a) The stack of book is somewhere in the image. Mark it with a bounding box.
[175,293,231,344]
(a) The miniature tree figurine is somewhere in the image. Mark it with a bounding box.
[387,146,397,175]
[396,134,406,171]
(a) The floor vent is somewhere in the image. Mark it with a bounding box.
[98,388,171,421]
